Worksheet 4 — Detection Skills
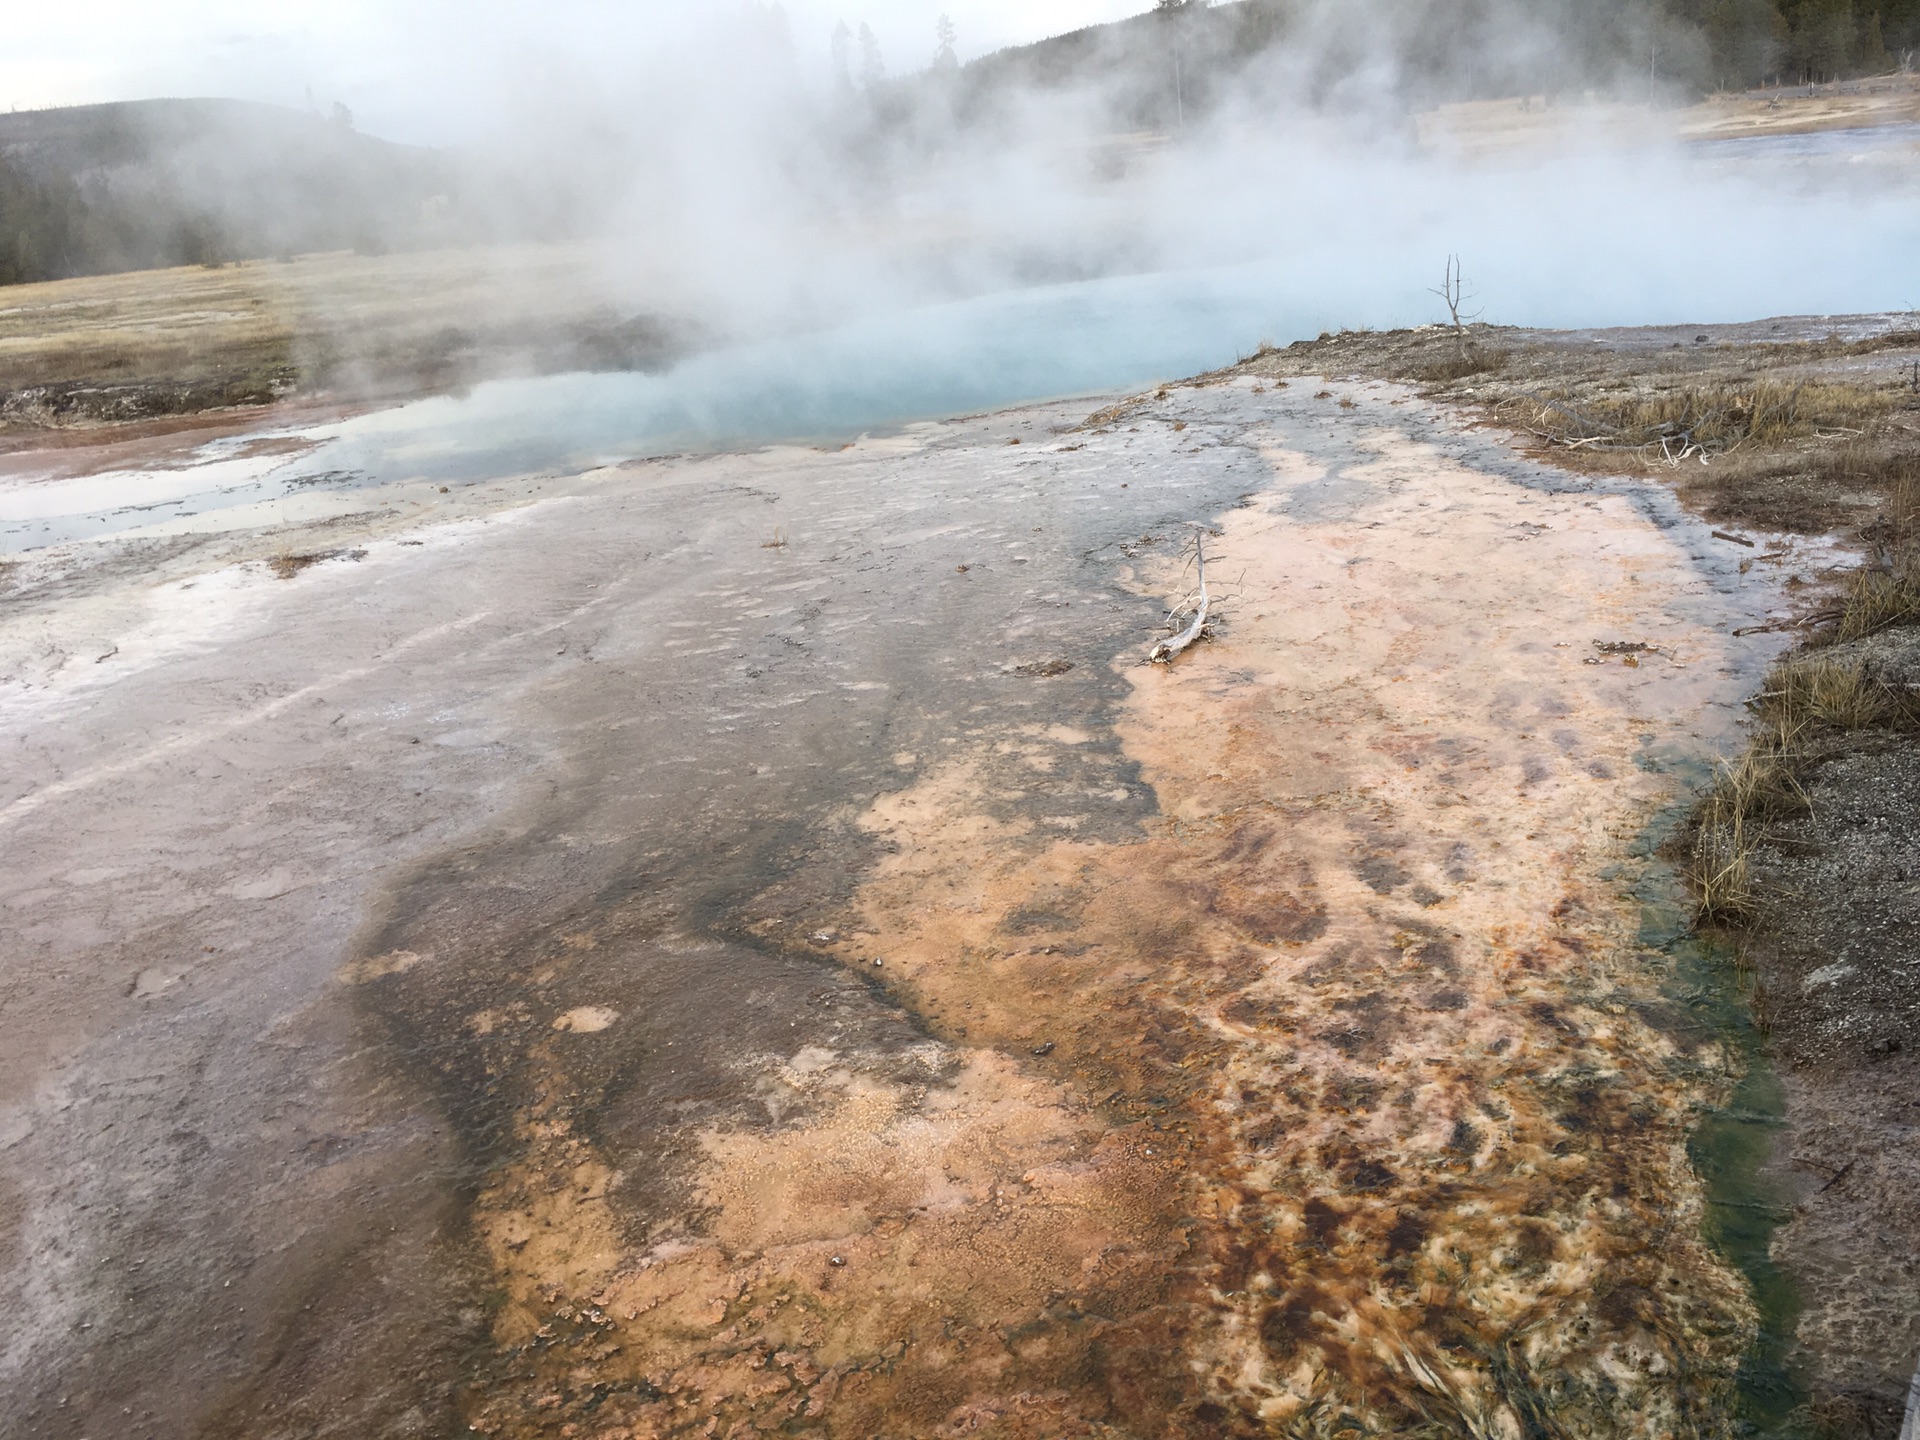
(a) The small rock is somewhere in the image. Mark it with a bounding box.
[828,1255,845,1267]
[1031,1041,1055,1057]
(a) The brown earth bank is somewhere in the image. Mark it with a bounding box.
[0,245,691,447]
[1236,318,1920,1436]
[1418,70,1920,155]
[0,314,1909,1440]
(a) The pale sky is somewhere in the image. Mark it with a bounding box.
[1,1,1151,144]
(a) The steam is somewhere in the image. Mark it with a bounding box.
[10,2,1920,430]
[456,1,1918,352]
[7,3,1919,545]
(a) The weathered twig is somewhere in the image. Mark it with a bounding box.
[1150,532,1211,664]
[1732,608,1844,637]
[1817,1158,1856,1194]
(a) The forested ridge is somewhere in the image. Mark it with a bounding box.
[3,0,1913,289]
[965,0,1920,114]
[0,99,461,288]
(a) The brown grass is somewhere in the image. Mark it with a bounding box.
[1409,345,1511,383]
[1827,563,1920,643]
[1688,733,1808,924]
[269,551,324,579]
[1674,452,1866,534]
[1512,378,1896,458]
[268,546,365,578]
[1890,465,1920,546]
[1494,378,1914,539]
[1761,655,1916,730]
[1689,651,1919,925]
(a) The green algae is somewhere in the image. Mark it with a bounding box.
[1628,755,1808,1437]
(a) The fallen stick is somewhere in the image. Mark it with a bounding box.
[1733,608,1843,636]
[1150,532,1211,664]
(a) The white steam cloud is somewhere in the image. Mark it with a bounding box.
[504,2,1920,349]
[9,1,1918,457]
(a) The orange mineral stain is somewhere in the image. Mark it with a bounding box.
[463,413,1761,1438]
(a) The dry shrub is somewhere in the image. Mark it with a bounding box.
[1652,379,1890,446]
[1840,328,1920,356]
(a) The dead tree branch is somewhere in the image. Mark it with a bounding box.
[1150,531,1212,664]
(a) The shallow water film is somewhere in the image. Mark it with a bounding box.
[1,375,1825,1438]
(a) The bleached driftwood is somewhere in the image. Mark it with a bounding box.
[1150,532,1211,664]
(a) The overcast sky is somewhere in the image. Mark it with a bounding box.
[2,1,1149,143]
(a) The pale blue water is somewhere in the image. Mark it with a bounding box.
[5,124,1920,552]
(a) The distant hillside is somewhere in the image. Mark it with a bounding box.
[0,99,473,285]
[943,0,1920,131]
[9,0,1913,287]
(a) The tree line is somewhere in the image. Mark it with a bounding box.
[1141,0,1916,94]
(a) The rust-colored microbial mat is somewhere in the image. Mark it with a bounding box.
[462,419,1768,1437]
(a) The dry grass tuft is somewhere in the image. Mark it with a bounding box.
[1690,652,1919,926]
[1617,379,1888,448]
[267,546,362,579]
[1510,378,1897,467]
[1688,733,1808,924]
[1889,466,1920,545]
[1673,454,1860,534]
[269,551,324,579]
[1411,346,1510,383]
[1825,563,1920,644]
[1664,439,1920,538]
[1759,656,1911,730]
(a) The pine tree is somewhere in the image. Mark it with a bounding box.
[1861,9,1894,67]
[934,14,958,71]
[830,21,854,93]
[858,22,886,90]
[1790,0,1857,78]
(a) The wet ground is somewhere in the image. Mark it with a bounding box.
[1740,626,1920,1437]
[0,376,1815,1436]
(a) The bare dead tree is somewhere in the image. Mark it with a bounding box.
[1429,255,1482,356]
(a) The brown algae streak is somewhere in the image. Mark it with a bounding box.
[465,427,1765,1437]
